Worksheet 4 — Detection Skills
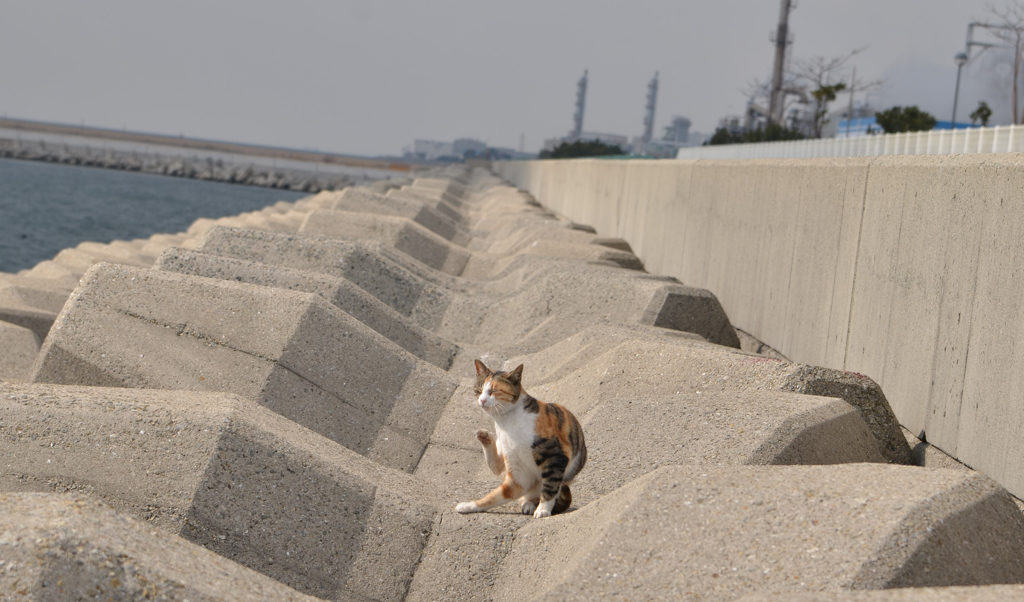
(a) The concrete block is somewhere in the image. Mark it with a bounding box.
[195,226,454,329]
[190,227,723,350]
[459,240,644,278]
[0,272,75,295]
[388,187,466,222]
[0,383,437,600]
[0,282,69,313]
[515,332,910,464]
[140,233,191,257]
[0,382,436,597]
[738,586,1024,602]
[155,247,459,369]
[573,389,882,501]
[299,209,472,276]
[331,187,471,245]
[367,178,408,194]
[0,493,320,601]
[78,241,156,266]
[480,464,1024,601]
[17,260,84,290]
[418,356,885,510]
[54,246,155,273]
[0,320,40,382]
[0,302,56,342]
[31,263,459,472]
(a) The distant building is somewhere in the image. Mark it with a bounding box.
[718,116,744,136]
[453,138,488,157]
[412,140,455,161]
[640,116,707,158]
[663,116,691,144]
[406,138,535,162]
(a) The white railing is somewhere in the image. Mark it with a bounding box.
[675,124,1024,160]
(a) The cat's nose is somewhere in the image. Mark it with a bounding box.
[478,395,487,407]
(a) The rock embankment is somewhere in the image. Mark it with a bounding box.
[0,137,360,192]
[0,166,1022,600]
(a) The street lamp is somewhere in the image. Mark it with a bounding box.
[951,52,969,127]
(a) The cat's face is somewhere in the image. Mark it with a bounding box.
[474,360,523,414]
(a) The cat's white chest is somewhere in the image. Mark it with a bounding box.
[494,409,541,485]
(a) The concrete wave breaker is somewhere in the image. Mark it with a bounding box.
[509,325,911,465]
[408,465,1024,602]
[4,167,1020,600]
[0,493,320,601]
[154,246,459,370]
[417,375,887,510]
[30,262,459,472]
[324,186,473,246]
[192,225,741,350]
[738,586,1024,602]
[0,383,436,601]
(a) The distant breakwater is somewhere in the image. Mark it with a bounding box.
[0,137,360,193]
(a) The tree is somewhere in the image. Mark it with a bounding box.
[788,48,882,138]
[706,123,805,146]
[538,139,625,159]
[970,101,993,126]
[874,106,937,133]
[707,128,737,146]
[987,3,1024,123]
[810,83,846,138]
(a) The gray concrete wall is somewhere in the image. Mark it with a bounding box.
[495,154,1024,499]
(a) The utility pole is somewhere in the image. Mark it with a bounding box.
[768,0,793,124]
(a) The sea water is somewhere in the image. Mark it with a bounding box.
[0,157,304,273]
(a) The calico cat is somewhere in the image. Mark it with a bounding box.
[455,360,587,518]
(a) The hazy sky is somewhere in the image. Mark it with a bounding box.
[0,1,1014,156]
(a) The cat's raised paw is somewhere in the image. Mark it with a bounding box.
[520,501,537,515]
[456,502,480,514]
[476,430,493,446]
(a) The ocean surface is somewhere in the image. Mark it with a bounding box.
[0,158,304,273]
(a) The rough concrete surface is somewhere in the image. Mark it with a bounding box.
[0,320,40,382]
[0,165,1017,600]
[0,493,321,601]
[737,586,1024,601]
[492,465,1024,601]
[154,246,459,369]
[31,262,458,472]
[0,383,436,601]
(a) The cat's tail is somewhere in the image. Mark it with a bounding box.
[553,484,572,515]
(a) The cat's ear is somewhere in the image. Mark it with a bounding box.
[474,359,491,376]
[507,364,524,385]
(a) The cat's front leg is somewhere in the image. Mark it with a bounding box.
[519,483,541,515]
[533,496,557,518]
[476,429,505,475]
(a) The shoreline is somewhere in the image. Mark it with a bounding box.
[0,116,419,172]
[0,137,384,193]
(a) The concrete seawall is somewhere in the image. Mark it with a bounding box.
[496,155,1024,500]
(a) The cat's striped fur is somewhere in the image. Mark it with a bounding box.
[455,360,587,518]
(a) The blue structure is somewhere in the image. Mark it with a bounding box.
[836,116,977,138]
[932,120,976,130]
